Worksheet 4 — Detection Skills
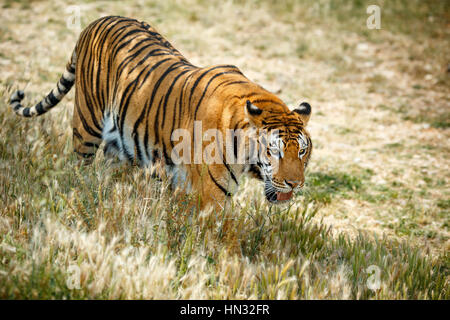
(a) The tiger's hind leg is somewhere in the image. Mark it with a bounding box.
[72,101,102,165]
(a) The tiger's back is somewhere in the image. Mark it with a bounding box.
[73,16,199,163]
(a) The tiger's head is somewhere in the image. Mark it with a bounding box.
[244,99,312,204]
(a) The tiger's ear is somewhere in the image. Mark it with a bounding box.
[293,102,311,126]
[244,100,263,126]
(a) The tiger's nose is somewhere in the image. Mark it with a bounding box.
[285,180,300,189]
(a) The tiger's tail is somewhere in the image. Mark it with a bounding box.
[10,50,77,117]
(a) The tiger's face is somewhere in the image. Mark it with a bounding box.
[245,100,312,204]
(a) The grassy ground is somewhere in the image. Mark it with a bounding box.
[0,0,448,299]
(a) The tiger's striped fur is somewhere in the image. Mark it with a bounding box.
[10,16,312,211]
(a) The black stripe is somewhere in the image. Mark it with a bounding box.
[73,128,83,141]
[107,17,139,41]
[78,39,103,133]
[47,91,60,105]
[117,45,163,77]
[152,149,160,161]
[249,164,263,180]
[251,99,284,107]
[108,24,131,52]
[193,70,241,120]
[133,131,146,164]
[126,37,155,52]
[141,61,185,157]
[83,142,100,148]
[139,99,154,161]
[35,102,45,115]
[60,76,73,88]
[104,23,137,102]
[67,65,75,74]
[22,108,31,117]
[57,82,69,94]
[153,94,165,146]
[138,58,179,158]
[208,78,241,97]
[86,16,115,109]
[74,150,95,158]
[188,66,225,109]
[169,97,178,149]
[160,68,190,129]
[95,17,133,59]
[123,145,134,162]
[208,169,232,197]
[237,92,260,99]
[162,141,174,166]
[92,17,127,111]
[223,161,238,185]
[127,51,171,75]
[229,125,245,160]
[118,79,139,156]
[224,80,248,87]
[111,30,143,60]
[87,23,105,116]
[234,134,239,160]
[76,104,102,139]
[177,69,200,130]
[138,57,172,89]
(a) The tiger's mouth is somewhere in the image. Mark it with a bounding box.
[264,180,293,203]
[276,190,293,201]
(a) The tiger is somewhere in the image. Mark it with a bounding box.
[9,16,312,211]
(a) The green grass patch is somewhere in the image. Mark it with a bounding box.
[303,169,371,204]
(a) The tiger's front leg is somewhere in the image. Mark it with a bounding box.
[195,164,237,213]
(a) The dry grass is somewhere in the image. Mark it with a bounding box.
[0,0,449,299]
